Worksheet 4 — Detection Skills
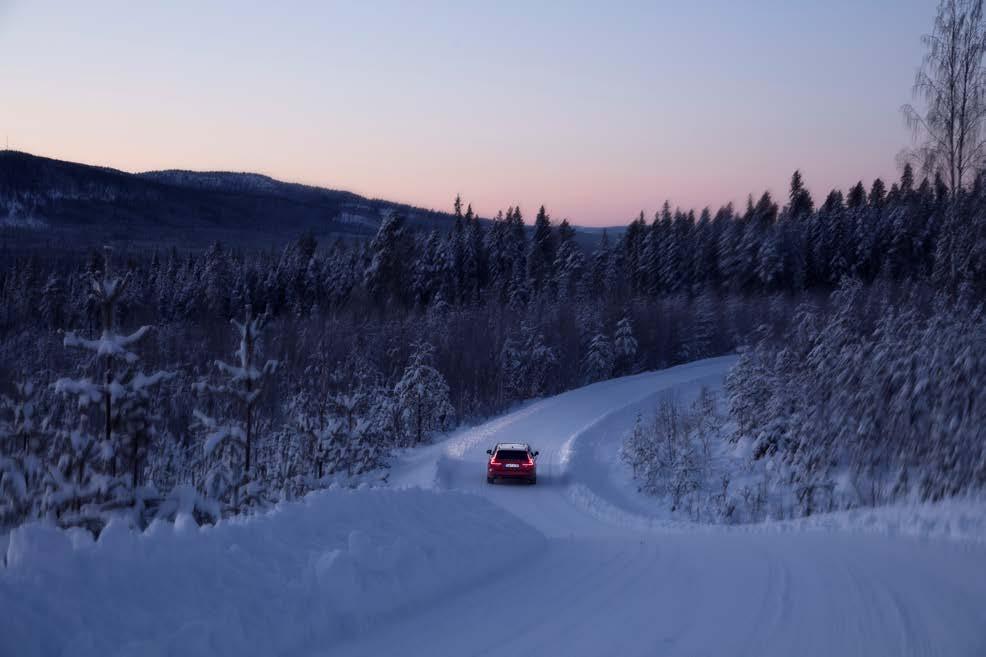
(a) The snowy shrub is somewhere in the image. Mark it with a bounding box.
[621,392,718,516]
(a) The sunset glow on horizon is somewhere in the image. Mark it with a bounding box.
[0,0,933,226]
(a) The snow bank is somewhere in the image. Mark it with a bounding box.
[0,488,544,657]
[767,496,986,544]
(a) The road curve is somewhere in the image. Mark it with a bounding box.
[336,357,986,657]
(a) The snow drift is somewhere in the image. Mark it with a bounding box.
[0,488,544,657]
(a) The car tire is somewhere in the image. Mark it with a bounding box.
[529,477,537,485]
[487,476,495,484]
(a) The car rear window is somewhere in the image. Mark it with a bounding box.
[495,450,529,461]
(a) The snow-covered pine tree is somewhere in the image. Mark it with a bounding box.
[788,170,814,219]
[553,237,587,303]
[413,231,444,308]
[756,226,784,288]
[613,314,638,375]
[351,407,390,476]
[394,343,454,445]
[39,273,66,330]
[639,228,660,296]
[276,391,330,499]
[623,213,645,295]
[499,333,525,404]
[192,304,278,515]
[52,253,171,529]
[518,321,559,399]
[0,381,46,526]
[659,205,682,294]
[507,258,531,310]
[582,331,615,384]
[527,205,556,297]
[462,208,487,304]
[364,212,410,308]
[679,292,717,362]
[323,390,361,477]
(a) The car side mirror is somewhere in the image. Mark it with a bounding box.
[534,451,539,457]
[486,449,492,455]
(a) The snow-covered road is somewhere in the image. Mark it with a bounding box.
[336,356,986,657]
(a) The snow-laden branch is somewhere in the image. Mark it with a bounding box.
[64,326,151,363]
[192,410,247,456]
[130,370,176,392]
[54,377,102,407]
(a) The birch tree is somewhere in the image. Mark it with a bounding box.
[903,0,986,198]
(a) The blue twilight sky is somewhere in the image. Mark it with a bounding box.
[0,1,934,226]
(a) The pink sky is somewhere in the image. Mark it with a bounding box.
[0,1,931,225]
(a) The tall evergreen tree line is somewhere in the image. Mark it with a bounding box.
[1,166,974,337]
[2,167,985,529]
[727,278,986,516]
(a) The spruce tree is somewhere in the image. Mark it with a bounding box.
[527,205,556,296]
[869,178,887,209]
[900,162,915,195]
[613,314,639,375]
[52,253,170,528]
[394,343,454,445]
[847,181,867,209]
[0,381,46,526]
[788,170,814,218]
[821,189,845,214]
[582,331,615,384]
[364,213,410,307]
[192,304,278,514]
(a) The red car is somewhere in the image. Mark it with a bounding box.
[486,442,539,485]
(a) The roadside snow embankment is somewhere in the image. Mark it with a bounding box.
[0,488,544,657]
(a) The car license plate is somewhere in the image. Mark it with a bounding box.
[505,463,520,468]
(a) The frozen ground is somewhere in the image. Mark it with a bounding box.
[3,356,986,656]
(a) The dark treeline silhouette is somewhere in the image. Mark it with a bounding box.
[2,164,985,530]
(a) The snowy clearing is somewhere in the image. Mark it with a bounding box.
[3,356,986,656]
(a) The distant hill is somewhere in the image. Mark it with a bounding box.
[0,150,615,254]
[0,151,456,253]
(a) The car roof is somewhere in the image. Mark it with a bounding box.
[495,442,530,450]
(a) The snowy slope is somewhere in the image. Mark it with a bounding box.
[3,356,986,657]
[0,489,543,657]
